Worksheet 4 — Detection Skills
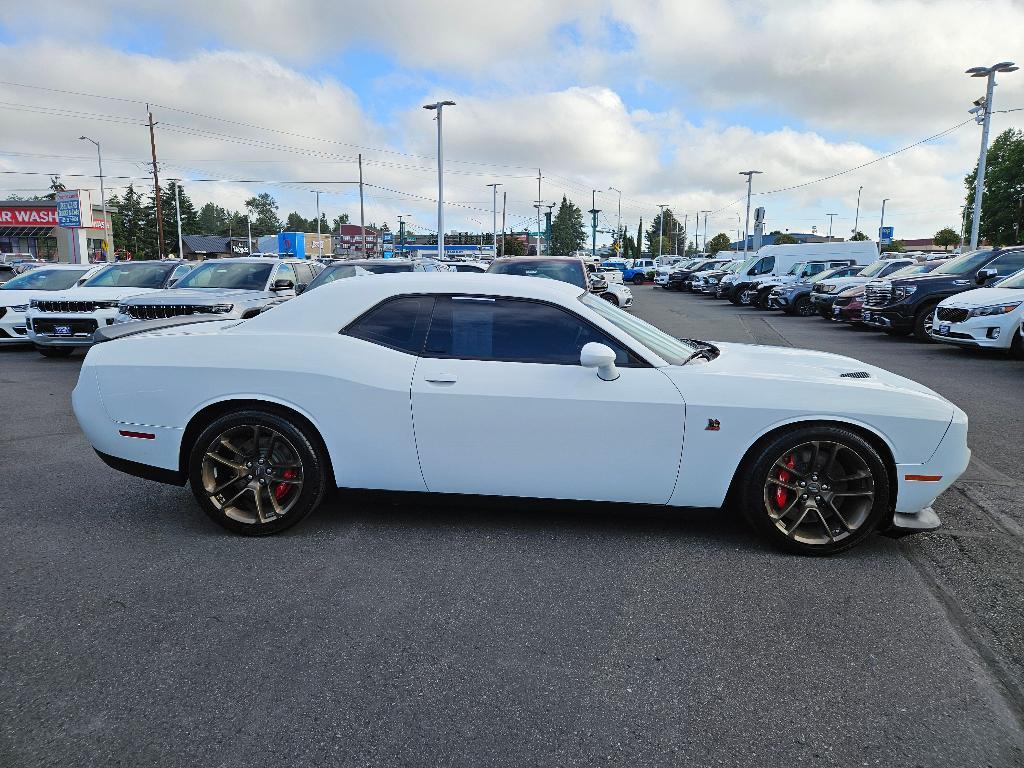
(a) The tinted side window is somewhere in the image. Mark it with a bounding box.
[345,296,434,354]
[988,251,1024,276]
[424,296,632,366]
[275,263,297,285]
[294,263,315,285]
[756,257,775,274]
[170,264,192,283]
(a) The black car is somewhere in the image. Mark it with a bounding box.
[861,247,1024,341]
[667,258,731,291]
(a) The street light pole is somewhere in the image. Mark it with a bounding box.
[588,190,601,262]
[608,186,622,250]
[174,181,184,259]
[878,198,889,255]
[79,136,111,261]
[853,185,863,237]
[965,62,1018,250]
[700,210,711,254]
[739,170,762,257]
[826,213,837,242]
[423,100,456,259]
[657,204,668,261]
[486,183,501,257]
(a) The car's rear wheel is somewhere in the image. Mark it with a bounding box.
[35,345,73,358]
[188,409,327,536]
[739,426,890,555]
[913,303,939,342]
[793,297,814,317]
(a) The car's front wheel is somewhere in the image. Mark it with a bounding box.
[738,426,890,555]
[601,292,619,306]
[1009,329,1023,360]
[188,409,327,535]
[913,303,939,342]
[35,344,74,358]
[792,296,814,317]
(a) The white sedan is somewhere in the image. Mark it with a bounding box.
[72,273,969,555]
[930,268,1024,357]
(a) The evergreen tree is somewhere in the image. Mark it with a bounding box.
[114,184,149,259]
[43,176,66,200]
[636,219,643,258]
[160,181,199,255]
[549,196,587,255]
[645,208,681,256]
[245,192,282,235]
[197,202,230,235]
[285,211,310,231]
[502,235,526,257]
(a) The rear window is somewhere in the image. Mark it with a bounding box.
[487,259,586,289]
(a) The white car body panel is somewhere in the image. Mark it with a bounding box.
[931,285,1024,350]
[601,283,632,308]
[0,265,100,343]
[73,273,968,521]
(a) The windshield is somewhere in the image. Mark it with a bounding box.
[786,261,806,276]
[996,268,1024,289]
[934,249,995,275]
[82,262,176,288]
[580,292,696,364]
[175,261,273,290]
[487,259,586,289]
[306,264,365,291]
[859,260,894,278]
[0,267,90,291]
[809,268,842,284]
[888,263,933,278]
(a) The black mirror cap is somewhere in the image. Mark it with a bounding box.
[295,283,308,295]
[977,268,997,283]
[272,279,295,290]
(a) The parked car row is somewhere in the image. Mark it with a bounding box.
[672,242,1024,359]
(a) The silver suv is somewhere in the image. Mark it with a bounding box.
[113,257,322,323]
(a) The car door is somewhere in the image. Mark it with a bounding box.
[410,295,685,503]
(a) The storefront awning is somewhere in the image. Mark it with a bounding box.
[0,226,56,237]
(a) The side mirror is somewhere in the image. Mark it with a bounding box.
[167,278,179,288]
[977,267,997,284]
[580,342,619,381]
[295,283,308,295]
[272,278,295,291]
[747,268,755,275]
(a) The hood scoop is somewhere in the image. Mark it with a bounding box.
[840,371,871,379]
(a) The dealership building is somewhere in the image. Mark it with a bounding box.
[0,199,112,262]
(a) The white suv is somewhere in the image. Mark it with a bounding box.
[930,267,1024,358]
[26,260,194,357]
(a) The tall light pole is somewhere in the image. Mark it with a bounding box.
[700,210,711,253]
[966,62,1018,250]
[878,198,889,255]
[246,215,252,255]
[826,213,838,242]
[486,183,501,257]
[657,204,668,261]
[588,190,601,262]
[397,214,411,253]
[79,136,111,261]
[608,186,622,249]
[853,185,863,237]
[739,170,762,257]
[173,181,184,259]
[423,100,456,259]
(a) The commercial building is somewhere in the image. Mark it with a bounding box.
[0,199,112,262]
[333,224,382,256]
[181,235,250,258]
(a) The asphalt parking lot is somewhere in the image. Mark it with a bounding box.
[2,287,1023,767]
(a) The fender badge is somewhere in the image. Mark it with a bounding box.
[705,419,721,431]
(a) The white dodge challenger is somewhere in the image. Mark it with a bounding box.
[72,273,970,554]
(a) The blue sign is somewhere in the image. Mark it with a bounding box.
[56,190,89,228]
[382,233,394,243]
[276,231,306,258]
[879,226,894,244]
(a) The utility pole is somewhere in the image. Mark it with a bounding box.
[739,170,762,257]
[657,204,668,261]
[79,136,111,261]
[500,191,507,257]
[174,181,184,259]
[853,185,863,237]
[878,198,889,255]
[357,153,366,256]
[315,190,321,238]
[423,100,456,260]
[486,183,501,257]
[965,62,1018,250]
[701,210,711,254]
[826,213,837,242]
[588,190,601,262]
[682,214,688,256]
[545,203,555,253]
[146,105,165,258]
[533,169,543,256]
[247,215,252,255]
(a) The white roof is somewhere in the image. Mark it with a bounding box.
[237,272,584,335]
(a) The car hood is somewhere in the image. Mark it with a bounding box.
[683,342,950,403]
[0,289,70,306]
[121,288,275,305]
[33,286,163,302]
[824,276,870,289]
[939,286,1024,308]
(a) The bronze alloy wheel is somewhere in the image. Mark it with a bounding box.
[763,440,875,547]
[200,423,305,525]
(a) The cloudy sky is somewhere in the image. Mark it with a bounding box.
[0,0,1022,245]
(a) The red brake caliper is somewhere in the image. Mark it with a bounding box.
[775,455,796,508]
[273,468,298,501]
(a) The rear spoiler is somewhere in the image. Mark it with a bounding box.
[92,315,234,344]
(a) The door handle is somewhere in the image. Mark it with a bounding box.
[424,373,457,384]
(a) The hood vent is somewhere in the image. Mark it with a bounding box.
[840,371,871,379]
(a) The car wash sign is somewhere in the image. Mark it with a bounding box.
[56,189,93,228]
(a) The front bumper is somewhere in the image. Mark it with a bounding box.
[0,307,30,343]
[861,304,914,331]
[930,312,1019,350]
[893,408,970,516]
[810,293,839,317]
[27,308,119,347]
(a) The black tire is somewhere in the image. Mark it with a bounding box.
[793,296,814,317]
[601,292,619,306]
[1010,329,1024,360]
[188,409,328,536]
[755,290,773,310]
[737,425,890,555]
[631,274,645,286]
[35,345,74,358]
[913,303,939,342]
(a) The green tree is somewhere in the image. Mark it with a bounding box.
[706,232,732,254]
[964,127,1024,246]
[549,196,587,255]
[774,233,799,245]
[285,211,310,231]
[645,208,681,256]
[850,231,869,241]
[502,234,526,257]
[43,176,66,200]
[159,181,199,255]
[881,239,905,253]
[245,192,282,236]
[331,212,350,230]
[112,184,150,259]
[636,219,643,258]
[197,202,231,235]
[933,226,961,251]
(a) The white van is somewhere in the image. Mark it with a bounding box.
[723,241,877,304]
